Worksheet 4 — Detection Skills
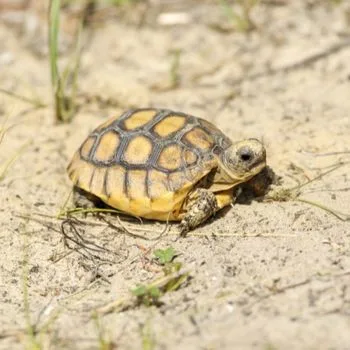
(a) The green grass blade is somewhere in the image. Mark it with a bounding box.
[49,0,60,89]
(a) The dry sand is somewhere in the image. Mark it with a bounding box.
[0,1,350,349]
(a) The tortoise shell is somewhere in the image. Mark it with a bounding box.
[67,108,233,220]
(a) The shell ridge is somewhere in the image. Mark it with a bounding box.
[104,167,110,198]
[174,120,197,142]
[88,167,96,192]
[124,169,129,199]
[149,141,163,169]
[145,109,173,131]
[79,136,96,161]
[145,170,151,198]
[88,135,101,162]
[115,135,130,164]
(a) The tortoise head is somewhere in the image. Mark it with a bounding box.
[217,138,266,185]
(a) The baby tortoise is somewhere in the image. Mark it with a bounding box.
[67,108,267,234]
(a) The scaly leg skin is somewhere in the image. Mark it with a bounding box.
[179,188,218,236]
[244,166,276,197]
[73,186,101,209]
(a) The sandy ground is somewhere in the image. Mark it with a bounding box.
[1,0,350,349]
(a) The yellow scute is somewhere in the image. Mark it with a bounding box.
[158,144,182,170]
[184,127,213,150]
[153,115,186,137]
[127,170,147,199]
[129,197,152,216]
[80,137,95,159]
[123,136,153,164]
[67,152,80,182]
[107,195,130,213]
[90,167,108,199]
[72,160,95,192]
[183,149,198,165]
[105,165,126,198]
[123,109,157,130]
[93,131,119,162]
[148,170,168,199]
[150,191,175,213]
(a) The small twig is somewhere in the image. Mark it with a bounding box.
[266,160,350,220]
[301,150,350,157]
[289,161,348,192]
[228,39,350,86]
[297,198,350,221]
[60,218,125,263]
[102,215,170,241]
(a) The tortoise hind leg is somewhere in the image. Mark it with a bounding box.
[73,186,105,209]
[179,188,218,236]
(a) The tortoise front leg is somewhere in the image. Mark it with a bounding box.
[179,188,218,235]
